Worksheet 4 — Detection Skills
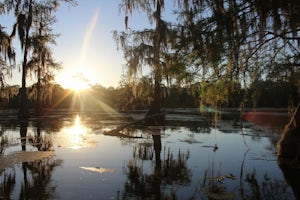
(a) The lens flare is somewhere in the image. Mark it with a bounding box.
[80,8,100,71]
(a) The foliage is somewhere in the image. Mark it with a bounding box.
[0,21,15,108]
[115,0,300,111]
[0,0,76,116]
[250,79,296,108]
[0,27,15,83]
[0,79,293,110]
[175,0,300,109]
[1,0,300,112]
[115,0,186,115]
[0,85,19,108]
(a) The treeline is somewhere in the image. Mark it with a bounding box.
[0,78,297,111]
[1,1,300,116]
[114,0,300,114]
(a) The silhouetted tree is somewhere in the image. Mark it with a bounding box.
[0,15,16,107]
[176,0,300,111]
[115,0,181,117]
[28,5,61,115]
[2,0,76,117]
[0,27,15,83]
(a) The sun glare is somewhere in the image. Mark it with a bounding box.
[73,79,89,92]
[57,10,100,91]
[57,115,90,149]
[61,71,92,92]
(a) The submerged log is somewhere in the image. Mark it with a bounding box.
[103,112,165,137]
[277,102,300,161]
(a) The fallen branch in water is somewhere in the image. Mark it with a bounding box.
[103,131,143,138]
[103,112,165,137]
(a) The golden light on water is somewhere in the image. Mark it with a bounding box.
[58,115,90,149]
[80,166,116,174]
[70,115,86,149]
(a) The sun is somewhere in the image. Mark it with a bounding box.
[60,71,92,92]
[74,80,89,92]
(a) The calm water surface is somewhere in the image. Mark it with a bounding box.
[0,109,298,199]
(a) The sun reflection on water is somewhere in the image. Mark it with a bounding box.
[58,115,91,149]
[70,115,86,149]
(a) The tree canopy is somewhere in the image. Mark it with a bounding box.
[115,0,300,111]
[0,0,76,116]
[176,0,300,110]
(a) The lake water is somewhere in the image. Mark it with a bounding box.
[0,109,299,200]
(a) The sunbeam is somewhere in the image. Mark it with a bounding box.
[80,89,119,114]
[79,8,100,71]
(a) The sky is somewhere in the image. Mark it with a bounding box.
[1,0,177,89]
[53,1,127,88]
[0,0,150,88]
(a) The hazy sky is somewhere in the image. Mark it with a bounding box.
[1,0,149,88]
[1,0,176,89]
[53,1,126,88]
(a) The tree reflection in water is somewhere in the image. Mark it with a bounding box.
[19,159,62,200]
[20,120,28,151]
[187,162,295,200]
[0,119,61,199]
[117,121,296,200]
[122,128,191,199]
[19,119,55,152]
[0,170,15,200]
[0,158,62,200]
[1,111,299,199]
[0,135,8,155]
[32,120,53,151]
[244,170,294,200]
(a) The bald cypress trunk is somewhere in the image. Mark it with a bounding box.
[19,0,33,118]
[277,102,300,161]
[19,49,29,118]
[146,1,163,119]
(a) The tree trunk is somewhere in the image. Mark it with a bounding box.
[36,60,42,115]
[19,0,33,118]
[20,120,28,151]
[19,56,29,118]
[146,1,163,119]
[146,88,161,115]
[277,102,300,161]
[20,35,29,117]
[152,133,162,199]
